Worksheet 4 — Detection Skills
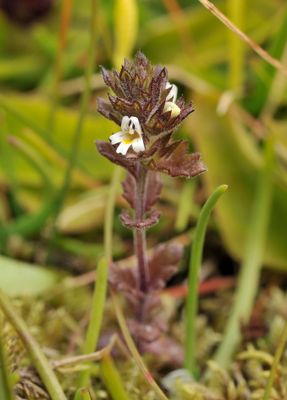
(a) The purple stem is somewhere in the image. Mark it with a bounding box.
[134,163,149,294]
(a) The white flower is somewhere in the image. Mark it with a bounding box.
[164,82,181,118]
[109,116,145,156]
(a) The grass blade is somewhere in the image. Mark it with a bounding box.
[78,257,109,388]
[197,0,287,76]
[0,317,14,400]
[100,354,130,400]
[228,0,245,93]
[74,388,92,400]
[185,184,228,375]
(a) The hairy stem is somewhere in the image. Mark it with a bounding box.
[134,164,149,294]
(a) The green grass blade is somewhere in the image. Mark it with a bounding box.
[78,257,109,388]
[185,184,228,375]
[74,388,92,400]
[228,0,245,93]
[0,318,14,400]
[100,354,130,400]
[214,137,274,367]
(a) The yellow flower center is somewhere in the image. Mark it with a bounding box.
[122,131,140,145]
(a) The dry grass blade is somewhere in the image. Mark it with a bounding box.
[52,338,115,370]
[197,0,287,76]
[112,293,169,400]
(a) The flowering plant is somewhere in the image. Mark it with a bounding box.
[96,52,206,365]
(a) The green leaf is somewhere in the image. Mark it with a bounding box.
[100,355,130,400]
[0,256,63,296]
[74,388,92,400]
[191,94,287,271]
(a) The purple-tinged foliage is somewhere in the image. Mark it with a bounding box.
[96,52,207,366]
[109,244,183,310]
[96,141,139,178]
[122,171,162,211]
[120,209,160,229]
[148,243,183,290]
[109,243,184,363]
[152,141,207,178]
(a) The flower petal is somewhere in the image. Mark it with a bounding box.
[121,115,130,132]
[116,141,131,155]
[132,137,145,153]
[130,116,142,135]
[164,101,181,118]
[110,131,125,144]
[166,83,178,102]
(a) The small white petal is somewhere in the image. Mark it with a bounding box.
[116,141,131,155]
[121,116,130,132]
[132,137,145,153]
[129,116,142,135]
[166,82,178,102]
[166,82,172,90]
[110,131,125,144]
[164,101,181,118]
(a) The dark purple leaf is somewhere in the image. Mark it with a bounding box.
[144,172,162,212]
[142,336,184,367]
[97,98,122,126]
[148,243,183,290]
[122,173,136,209]
[96,141,139,178]
[120,210,160,229]
[153,140,207,178]
[109,263,141,309]
[122,171,162,212]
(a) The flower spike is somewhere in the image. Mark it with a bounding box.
[97,51,206,179]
